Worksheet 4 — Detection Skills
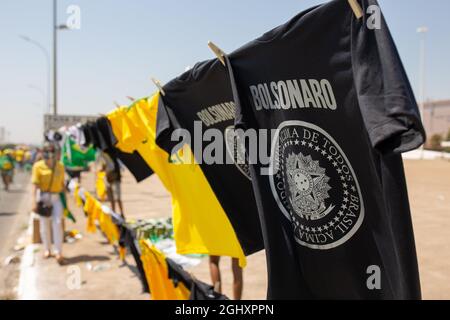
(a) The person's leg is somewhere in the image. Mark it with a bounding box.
[209,256,222,293]
[51,196,64,263]
[231,258,243,300]
[39,215,52,258]
[107,184,116,212]
[114,182,124,218]
[1,173,6,190]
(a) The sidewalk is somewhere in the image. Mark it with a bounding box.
[0,171,32,300]
[18,170,267,300]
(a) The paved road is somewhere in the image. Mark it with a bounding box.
[0,171,30,259]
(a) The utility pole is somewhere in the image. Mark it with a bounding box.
[417,26,428,158]
[53,0,58,116]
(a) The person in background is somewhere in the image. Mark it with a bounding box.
[209,256,243,300]
[97,151,124,218]
[0,149,15,191]
[15,147,25,170]
[31,142,67,264]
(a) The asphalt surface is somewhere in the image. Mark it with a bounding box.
[0,170,30,259]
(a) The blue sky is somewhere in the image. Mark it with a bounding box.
[1,0,449,144]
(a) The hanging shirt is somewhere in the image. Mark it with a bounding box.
[156,59,264,256]
[98,208,120,245]
[31,160,65,194]
[107,95,247,267]
[92,117,153,183]
[139,240,190,300]
[95,171,107,201]
[226,0,425,299]
[61,136,97,171]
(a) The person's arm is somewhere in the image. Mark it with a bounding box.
[31,163,40,213]
[31,183,38,213]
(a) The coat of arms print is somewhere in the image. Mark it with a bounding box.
[270,121,365,250]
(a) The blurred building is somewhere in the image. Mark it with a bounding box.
[423,100,450,142]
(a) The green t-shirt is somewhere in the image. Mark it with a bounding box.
[62,137,97,170]
[0,155,14,171]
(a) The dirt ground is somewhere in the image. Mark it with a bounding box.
[403,160,450,300]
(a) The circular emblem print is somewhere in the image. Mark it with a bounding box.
[269,121,364,250]
[225,126,251,180]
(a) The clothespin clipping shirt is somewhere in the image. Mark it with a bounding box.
[347,0,363,19]
[152,78,166,96]
[208,41,226,66]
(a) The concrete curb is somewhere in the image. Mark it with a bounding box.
[17,243,38,300]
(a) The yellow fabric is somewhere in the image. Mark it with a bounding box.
[31,160,65,193]
[96,171,107,202]
[15,149,24,162]
[98,209,120,245]
[107,94,247,267]
[74,183,83,208]
[140,240,190,300]
[2,161,13,171]
[82,190,119,243]
[84,193,98,233]
[175,282,190,300]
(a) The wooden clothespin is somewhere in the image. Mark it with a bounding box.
[347,0,363,19]
[151,78,166,96]
[113,101,120,108]
[126,96,135,102]
[208,41,226,66]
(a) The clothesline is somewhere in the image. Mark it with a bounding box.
[67,180,228,301]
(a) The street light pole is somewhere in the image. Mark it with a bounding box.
[28,85,47,113]
[19,36,51,114]
[417,27,428,122]
[53,0,58,116]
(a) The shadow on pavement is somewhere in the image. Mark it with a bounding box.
[64,255,111,265]
[5,190,26,194]
[0,212,16,217]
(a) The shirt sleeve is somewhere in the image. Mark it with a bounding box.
[31,163,40,185]
[351,0,426,155]
[155,94,183,155]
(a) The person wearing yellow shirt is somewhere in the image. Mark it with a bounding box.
[31,142,66,264]
[0,149,15,191]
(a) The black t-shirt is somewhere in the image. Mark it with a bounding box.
[93,117,154,183]
[156,60,264,256]
[227,0,425,299]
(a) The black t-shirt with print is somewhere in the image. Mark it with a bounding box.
[156,60,264,255]
[227,0,425,299]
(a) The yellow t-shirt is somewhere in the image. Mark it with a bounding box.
[98,209,119,245]
[140,240,190,300]
[15,149,24,162]
[31,160,65,193]
[107,94,247,267]
[96,171,107,201]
